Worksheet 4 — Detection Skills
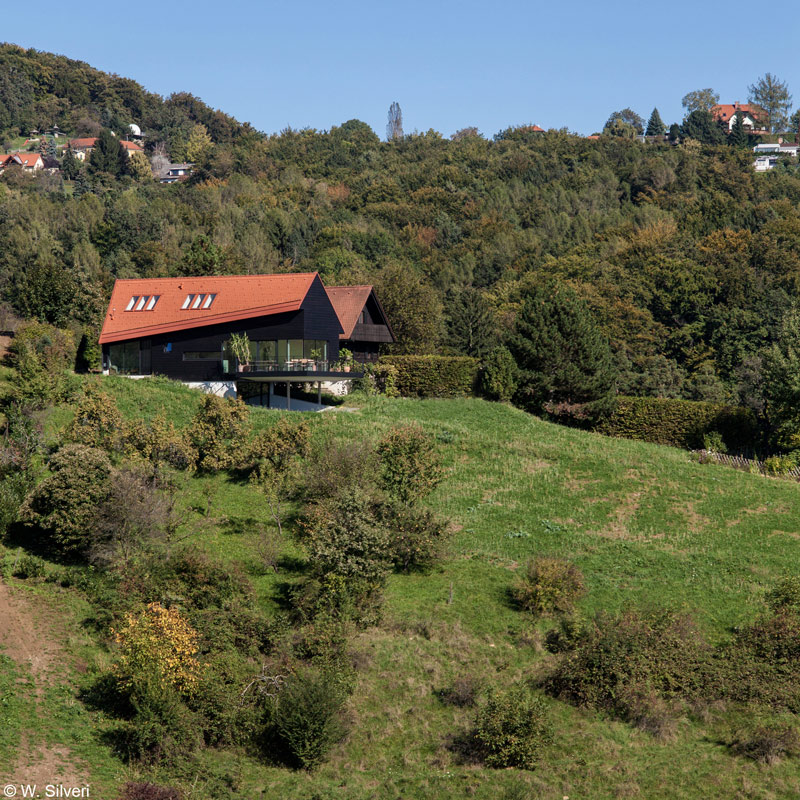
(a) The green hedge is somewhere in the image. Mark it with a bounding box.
[595,396,759,451]
[378,356,479,398]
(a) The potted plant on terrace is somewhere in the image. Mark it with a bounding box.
[310,348,323,371]
[337,348,353,372]
[228,332,252,373]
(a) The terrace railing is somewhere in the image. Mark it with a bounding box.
[235,359,332,374]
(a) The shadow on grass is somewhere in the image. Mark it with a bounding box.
[445,729,484,766]
[220,515,263,536]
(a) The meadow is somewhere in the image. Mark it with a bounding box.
[3,376,800,799]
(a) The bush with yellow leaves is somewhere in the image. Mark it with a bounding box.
[112,602,202,695]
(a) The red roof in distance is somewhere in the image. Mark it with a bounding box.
[711,103,766,123]
[99,273,319,344]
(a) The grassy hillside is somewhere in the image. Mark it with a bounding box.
[4,378,800,798]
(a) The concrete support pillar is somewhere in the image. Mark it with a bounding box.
[286,381,290,411]
[317,382,322,409]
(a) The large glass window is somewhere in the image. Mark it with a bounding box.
[304,340,327,360]
[108,341,140,374]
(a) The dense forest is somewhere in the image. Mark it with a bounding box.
[4,44,800,414]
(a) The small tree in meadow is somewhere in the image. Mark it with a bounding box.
[376,425,443,505]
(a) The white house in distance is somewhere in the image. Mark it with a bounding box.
[0,152,44,173]
[753,140,799,171]
[158,162,194,184]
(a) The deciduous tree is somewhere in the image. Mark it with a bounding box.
[749,73,793,133]
[681,88,719,114]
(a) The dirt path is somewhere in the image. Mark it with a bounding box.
[0,578,88,787]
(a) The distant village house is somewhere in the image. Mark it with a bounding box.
[0,152,44,173]
[711,103,768,134]
[69,137,144,161]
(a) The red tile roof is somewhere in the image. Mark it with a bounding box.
[68,138,142,151]
[99,273,319,344]
[326,286,373,339]
[711,103,765,123]
[0,152,42,168]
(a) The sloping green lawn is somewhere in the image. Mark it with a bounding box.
[8,377,800,798]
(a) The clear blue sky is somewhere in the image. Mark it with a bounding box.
[4,0,798,138]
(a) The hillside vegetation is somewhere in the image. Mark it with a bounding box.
[3,47,800,411]
[2,377,800,798]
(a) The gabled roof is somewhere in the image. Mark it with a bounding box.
[325,286,373,339]
[326,285,395,341]
[99,273,320,344]
[711,103,765,123]
[0,152,42,168]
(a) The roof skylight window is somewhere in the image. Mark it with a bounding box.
[202,293,216,309]
[182,294,195,309]
[191,294,204,309]
[146,295,159,310]
[135,296,148,311]
[125,296,139,311]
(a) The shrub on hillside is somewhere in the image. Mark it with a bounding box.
[595,396,759,451]
[65,384,125,452]
[245,417,311,473]
[378,355,479,398]
[306,489,391,586]
[302,490,391,624]
[20,444,113,554]
[118,677,202,765]
[767,577,800,613]
[511,557,585,617]
[269,667,349,770]
[380,502,449,573]
[545,609,709,717]
[116,783,181,800]
[112,602,202,696]
[185,394,249,472]
[730,723,800,764]
[6,322,76,407]
[473,685,553,769]
[301,440,378,502]
[123,414,194,473]
[480,345,518,402]
[376,425,443,505]
[90,466,175,568]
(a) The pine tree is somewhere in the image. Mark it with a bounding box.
[89,128,126,176]
[729,112,748,148]
[72,171,91,197]
[506,282,617,418]
[645,108,666,137]
[61,147,80,180]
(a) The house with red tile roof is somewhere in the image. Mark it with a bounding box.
[0,152,44,172]
[326,285,395,363]
[69,137,144,161]
[711,103,768,134]
[99,273,393,408]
